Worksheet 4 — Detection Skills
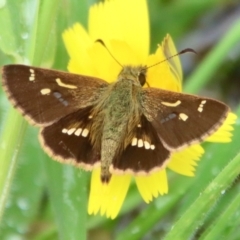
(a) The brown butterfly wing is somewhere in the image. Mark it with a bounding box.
[1,64,108,126]
[141,88,229,150]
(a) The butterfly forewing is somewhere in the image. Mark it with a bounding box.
[1,65,108,126]
[141,88,229,150]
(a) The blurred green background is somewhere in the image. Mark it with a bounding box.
[0,0,240,240]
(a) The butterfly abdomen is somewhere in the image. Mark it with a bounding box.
[99,79,141,182]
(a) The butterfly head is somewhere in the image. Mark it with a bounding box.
[118,65,147,86]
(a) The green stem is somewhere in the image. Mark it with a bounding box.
[28,1,59,66]
[0,110,26,221]
[164,151,240,240]
[0,0,59,224]
[199,187,240,240]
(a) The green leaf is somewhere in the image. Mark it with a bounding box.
[0,1,23,62]
[164,151,240,240]
[43,158,89,240]
[0,0,60,234]
[0,126,45,239]
[199,184,240,240]
[0,109,27,222]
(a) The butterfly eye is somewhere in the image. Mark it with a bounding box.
[138,72,146,86]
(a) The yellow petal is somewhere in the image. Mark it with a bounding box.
[206,112,237,142]
[161,34,183,90]
[63,26,144,81]
[87,41,120,81]
[89,0,149,63]
[135,169,168,203]
[62,23,94,75]
[88,40,142,82]
[168,144,204,176]
[88,168,131,219]
[146,42,181,91]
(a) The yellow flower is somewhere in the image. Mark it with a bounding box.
[62,0,236,219]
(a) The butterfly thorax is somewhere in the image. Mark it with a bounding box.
[92,66,144,182]
[118,65,147,86]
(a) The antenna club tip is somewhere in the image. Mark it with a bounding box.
[180,48,197,55]
[94,39,123,68]
[95,39,106,47]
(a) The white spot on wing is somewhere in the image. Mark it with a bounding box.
[40,88,51,95]
[62,128,68,133]
[198,100,207,112]
[56,78,77,89]
[67,128,76,135]
[144,141,150,149]
[179,113,188,121]
[161,100,181,107]
[82,128,89,137]
[75,128,82,136]
[138,139,143,148]
[29,68,35,81]
[150,144,155,150]
[131,137,137,146]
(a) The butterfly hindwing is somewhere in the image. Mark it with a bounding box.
[141,88,229,150]
[39,106,100,169]
[112,116,170,174]
[1,64,108,126]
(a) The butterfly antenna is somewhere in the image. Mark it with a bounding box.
[146,48,197,70]
[95,39,123,68]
